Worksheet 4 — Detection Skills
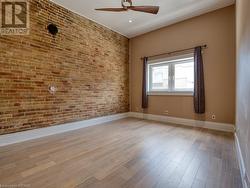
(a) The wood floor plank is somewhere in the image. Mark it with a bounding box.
[0,118,242,188]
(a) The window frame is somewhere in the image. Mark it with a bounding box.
[147,53,194,96]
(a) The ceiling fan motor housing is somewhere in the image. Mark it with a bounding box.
[122,0,132,8]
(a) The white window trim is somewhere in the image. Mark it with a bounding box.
[147,53,194,64]
[147,91,194,96]
[147,53,194,96]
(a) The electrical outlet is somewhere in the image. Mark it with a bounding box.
[212,115,216,120]
[164,110,169,115]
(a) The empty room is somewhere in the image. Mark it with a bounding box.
[0,0,249,187]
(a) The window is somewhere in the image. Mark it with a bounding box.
[147,54,194,95]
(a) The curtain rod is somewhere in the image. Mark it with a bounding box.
[141,44,207,60]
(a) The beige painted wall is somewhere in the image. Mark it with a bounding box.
[130,5,236,124]
[236,0,250,184]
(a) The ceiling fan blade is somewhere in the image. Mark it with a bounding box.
[95,8,126,12]
[128,6,159,14]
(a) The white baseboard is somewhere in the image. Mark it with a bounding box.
[0,112,235,147]
[128,112,235,133]
[0,113,129,147]
[235,133,249,188]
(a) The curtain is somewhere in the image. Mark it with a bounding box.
[142,57,148,109]
[194,46,205,114]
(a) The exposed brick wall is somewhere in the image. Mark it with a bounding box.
[0,0,129,134]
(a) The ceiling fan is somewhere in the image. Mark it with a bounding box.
[95,0,160,15]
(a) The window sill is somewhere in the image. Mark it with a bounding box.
[147,91,194,96]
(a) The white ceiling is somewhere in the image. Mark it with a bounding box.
[51,0,235,38]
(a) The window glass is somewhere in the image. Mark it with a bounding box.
[151,65,169,90]
[174,62,194,90]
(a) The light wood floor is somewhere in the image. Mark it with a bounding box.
[0,118,242,188]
